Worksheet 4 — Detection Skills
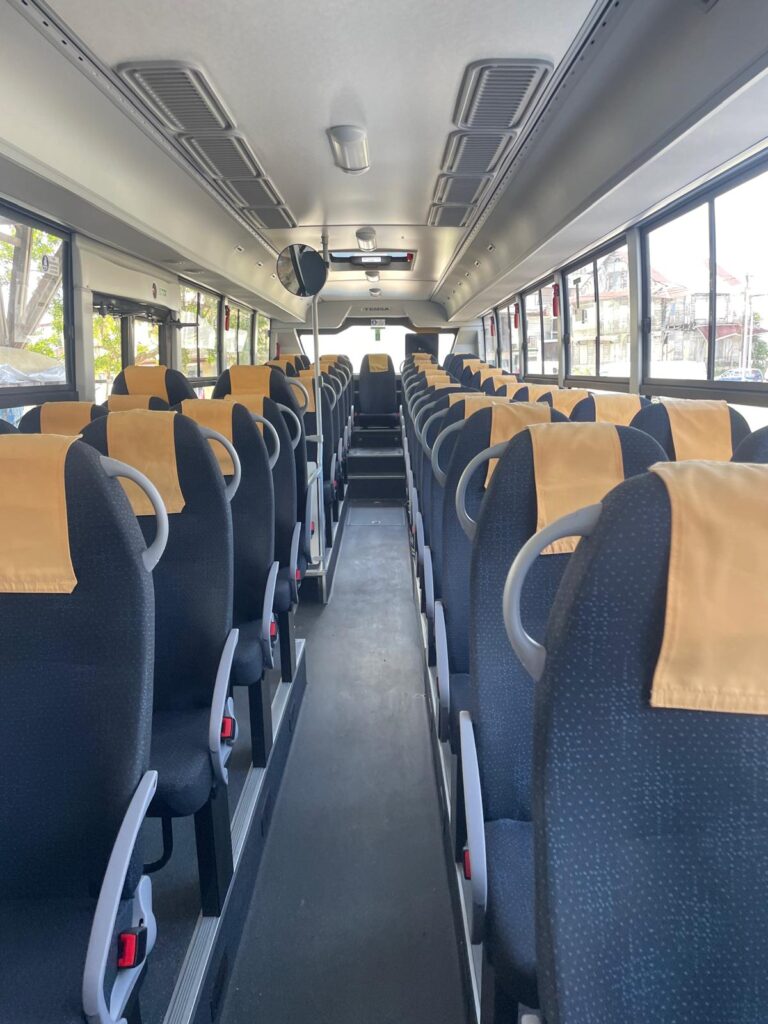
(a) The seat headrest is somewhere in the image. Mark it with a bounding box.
[447,393,507,413]
[658,399,733,460]
[36,402,99,435]
[267,357,297,374]
[590,393,642,424]
[224,392,268,434]
[495,382,528,398]
[0,434,78,593]
[123,364,171,401]
[180,399,236,474]
[107,395,166,412]
[229,364,274,395]
[529,422,625,554]
[486,402,552,484]
[649,461,768,714]
[525,383,560,401]
[296,369,318,413]
[547,389,590,416]
[477,367,507,384]
[367,354,391,373]
[106,410,185,515]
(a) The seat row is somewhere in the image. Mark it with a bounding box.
[400,351,768,1022]
[0,353,352,1024]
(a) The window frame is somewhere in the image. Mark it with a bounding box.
[0,199,77,409]
[640,153,768,405]
[178,279,223,385]
[222,301,255,368]
[521,276,559,381]
[561,234,632,392]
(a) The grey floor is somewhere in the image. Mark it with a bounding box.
[219,502,468,1024]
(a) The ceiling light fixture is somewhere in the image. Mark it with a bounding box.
[369,287,382,297]
[327,125,370,175]
[356,227,377,251]
[366,271,380,283]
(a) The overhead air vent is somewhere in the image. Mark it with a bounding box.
[434,175,490,207]
[428,205,474,229]
[454,59,551,131]
[442,132,513,176]
[220,178,283,208]
[179,133,262,179]
[118,62,234,133]
[246,207,297,230]
[118,61,298,236]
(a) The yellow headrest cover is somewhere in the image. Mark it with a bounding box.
[39,402,94,436]
[0,434,78,593]
[107,395,153,412]
[660,399,733,461]
[592,393,642,425]
[487,402,552,484]
[107,411,185,516]
[650,461,768,714]
[549,389,591,417]
[296,369,317,413]
[477,367,507,384]
[123,364,170,402]
[224,393,266,435]
[494,382,528,398]
[525,383,560,401]
[267,357,297,372]
[412,353,435,363]
[180,400,236,475]
[229,364,274,395]
[367,354,390,373]
[530,422,623,555]
[447,393,507,412]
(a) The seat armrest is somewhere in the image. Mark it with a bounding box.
[459,711,487,945]
[434,600,451,741]
[260,561,280,668]
[414,510,425,571]
[82,771,158,1024]
[423,545,435,621]
[209,628,239,786]
[289,521,302,603]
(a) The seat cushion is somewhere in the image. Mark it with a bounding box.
[484,819,538,1009]
[449,672,470,754]
[232,619,265,686]
[150,707,213,817]
[0,895,131,1023]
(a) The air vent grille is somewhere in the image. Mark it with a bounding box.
[118,61,297,234]
[442,132,513,175]
[428,205,473,229]
[454,60,551,131]
[118,63,233,133]
[434,175,490,206]
[180,134,262,179]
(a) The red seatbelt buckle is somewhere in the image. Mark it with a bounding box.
[270,617,277,641]
[117,925,147,970]
[310,519,316,536]
[462,849,472,881]
[295,568,301,581]
[220,716,236,744]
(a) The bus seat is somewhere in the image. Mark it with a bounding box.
[358,353,397,419]
[0,433,160,1024]
[298,371,339,547]
[105,395,171,412]
[0,419,17,433]
[112,364,196,404]
[19,401,106,434]
[513,463,768,1022]
[460,424,666,1018]
[180,400,279,767]
[81,410,238,917]
[570,392,650,423]
[732,424,768,462]
[631,398,750,458]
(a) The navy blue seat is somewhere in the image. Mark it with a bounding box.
[0,418,17,433]
[630,399,750,458]
[358,353,397,419]
[112,364,196,404]
[82,410,238,916]
[570,392,651,422]
[526,467,768,1023]
[0,433,160,1024]
[733,424,768,461]
[19,401,106,434]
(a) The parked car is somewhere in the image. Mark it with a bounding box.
[717,367,764,382]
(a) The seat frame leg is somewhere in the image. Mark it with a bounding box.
[194,785,234,917]
[452,753,467,862]
[277,608,297,682]
[481,953,519,1024]
[248,674,273,768]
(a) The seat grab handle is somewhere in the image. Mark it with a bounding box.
[100,457,169,572]
[430,419,463,488]
[287,378,309,413]
[198,427,242,502]
[454,442,510,541]
[277,403,302,450]
[502,503,603,681]
[251,413,281,470]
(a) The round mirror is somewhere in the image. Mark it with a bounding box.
[276,244,328,297]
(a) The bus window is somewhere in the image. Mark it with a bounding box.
[93,310,121,403]
[180,284,220,380]
[134,318,160,366]
[256,312,270,364]
[223,305,253,367]
[0,214,68,390]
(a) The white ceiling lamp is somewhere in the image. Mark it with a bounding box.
[366,271,380,283]
[369,287,382,297]
[327,125,370,175]
[356,226,377,252]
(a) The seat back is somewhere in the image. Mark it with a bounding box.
[180,400,274,628]
[19,401,106,434]
[112,364,196,404]
[82,411,232,713]
[570,392,650,423]
[0,434,154,898]
[105,395,171,412]
[534,465,768,1023]
[471,424,666,824]
[630,398,749,458]
[359,353,397,415]
[0,418,18,433]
